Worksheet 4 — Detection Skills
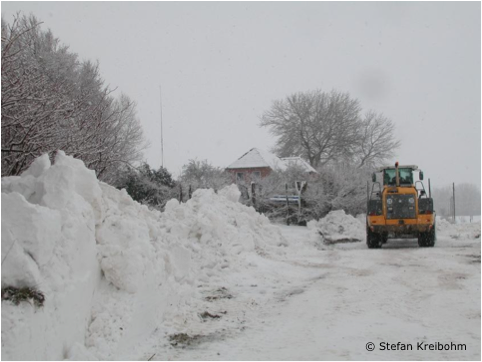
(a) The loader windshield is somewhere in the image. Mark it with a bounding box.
[383,168,413,186]
[399,168,413,184]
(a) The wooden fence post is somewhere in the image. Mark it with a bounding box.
[285,183,290,225]
[251,182,257,210]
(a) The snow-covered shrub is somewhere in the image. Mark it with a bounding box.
[303,163,371,219]
[245,162,373,224]
[112,162,177,210]
[1,287,45,308]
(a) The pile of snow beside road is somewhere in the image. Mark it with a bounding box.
[1,152,287,360]
[307,210,365,246]
[2,153,102,361]
[436,217,481,240]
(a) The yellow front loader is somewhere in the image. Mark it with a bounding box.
[366,162,436,248]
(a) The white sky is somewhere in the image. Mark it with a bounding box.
[2,2,480,189]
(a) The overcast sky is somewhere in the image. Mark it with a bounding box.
[2,2,480,189]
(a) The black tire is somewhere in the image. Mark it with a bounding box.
[381,233,388,244]
[418,232,427,247]
[418,225,436,247]
[427,224,436,247]
[367,227,382,249]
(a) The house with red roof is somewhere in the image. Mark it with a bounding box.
[226,148,317,184]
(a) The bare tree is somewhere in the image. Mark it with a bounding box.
[260,90,361,168]
[355,110,400,168]
[260,89,401,171]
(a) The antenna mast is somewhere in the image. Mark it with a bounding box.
[159,85,164,168]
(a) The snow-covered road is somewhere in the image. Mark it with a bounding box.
[2,155,479,360]
[130,225,480,361]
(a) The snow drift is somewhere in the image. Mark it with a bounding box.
[436,217,481,239]
[307,210,365,246]
[1,152,286,360]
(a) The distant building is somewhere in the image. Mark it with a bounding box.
[226,148,317,184]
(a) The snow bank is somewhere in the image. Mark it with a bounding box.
[436,217,481,240]
[87,181,286,359]
[2,152,101,360]
[307,210,365,246]
[1,152,287,360]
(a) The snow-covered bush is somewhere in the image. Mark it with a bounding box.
[302,163,371,219]
[247,162,371,224]
[112,163,177,210]
[1,287,45,308]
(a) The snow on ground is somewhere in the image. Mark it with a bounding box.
[1,152,480,360]
[138,222,480,361]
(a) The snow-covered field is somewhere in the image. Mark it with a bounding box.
[2,153,480,360]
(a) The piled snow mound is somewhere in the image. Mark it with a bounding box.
[86,182,285,359]
[2,152,102,360]
[308,210,365,245]
[1,152,287,360]
[436,217,481,240]
[355,213,366,225]
[436,217,454,234]
[95,183,286,295]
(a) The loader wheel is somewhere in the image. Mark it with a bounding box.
[427,223,436,247]
[366,227,382,249]
[381,233,388,244]
[418,225,436,247]
[418,232,428,247]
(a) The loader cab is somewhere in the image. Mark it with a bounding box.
[383,167,414,186]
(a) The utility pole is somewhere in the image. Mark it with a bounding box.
[453,182,456,224]
[159,85,164,168]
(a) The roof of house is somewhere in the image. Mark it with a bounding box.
[281,157,318,173]
[226,148,286,170]
[226,148,318,173]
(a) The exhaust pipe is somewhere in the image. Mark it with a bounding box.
[395,161,400,187]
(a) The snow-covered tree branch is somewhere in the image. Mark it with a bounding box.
[1,14,148,181]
